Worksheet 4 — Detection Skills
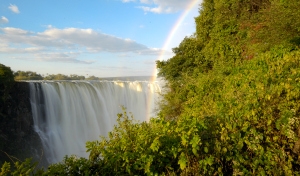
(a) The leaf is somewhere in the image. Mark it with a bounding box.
[204,147,209,153]
[150,137,161,152]
[206,156,214,166]
[181,137,188,146]
[178,153,187,170]
[192,148,198,156]
[190,135,201,148]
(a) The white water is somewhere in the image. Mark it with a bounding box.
[29,80,161,164]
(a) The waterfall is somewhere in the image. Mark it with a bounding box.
[29,80,161,164]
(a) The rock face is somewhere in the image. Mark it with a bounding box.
[0,82,45,166]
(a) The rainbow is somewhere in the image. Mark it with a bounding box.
[147,0,201,120]
[151,0,201,81]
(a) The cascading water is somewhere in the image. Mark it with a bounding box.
[29,80,161,164]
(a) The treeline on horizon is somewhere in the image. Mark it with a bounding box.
[2,0,300,175]
[13,71,102,81]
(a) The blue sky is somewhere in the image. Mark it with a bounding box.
[0,0,201,77]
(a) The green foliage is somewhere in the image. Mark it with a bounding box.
[13,71,101,81]
[85,75,101,80]
[0,156,94,176]
[156,36,211,120]
[0,158,44,176]
[0,64,14,101]
[14,71,43,80]
[156,37,209,82]
[0,64,15,164]
[154,0,300,174]
[0,64,14,84]
[158,0,300,120]
[0,162,10,176]
[178,50,300,174]
[241,0,300,56]
[43,156,92,176]
[86,108,211,175]
[43,74,86,80]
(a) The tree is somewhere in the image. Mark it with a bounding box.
[14,71,43,80]
[0,64,14,102]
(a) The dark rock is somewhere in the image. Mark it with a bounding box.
[0,82,46,167]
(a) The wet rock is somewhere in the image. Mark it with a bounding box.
[0,82,46,166]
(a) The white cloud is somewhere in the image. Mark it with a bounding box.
[34,53,95,64]
[0,46,43,53]
[140,0,152,4]
[8,4,20,14]
[0,16,9,24]
[0,27,152,52]
[136,48,161,55]
[122,0,201,14]
[122,0,135,2]
[0,27,163,63]
[138,5,172,13]
[1,27,29,35]
[39,28,152,52]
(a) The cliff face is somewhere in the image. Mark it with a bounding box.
[0,82,44,166]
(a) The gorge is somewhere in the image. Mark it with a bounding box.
[0,79,161,166]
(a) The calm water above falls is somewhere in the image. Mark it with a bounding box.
[29,80,161,164]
